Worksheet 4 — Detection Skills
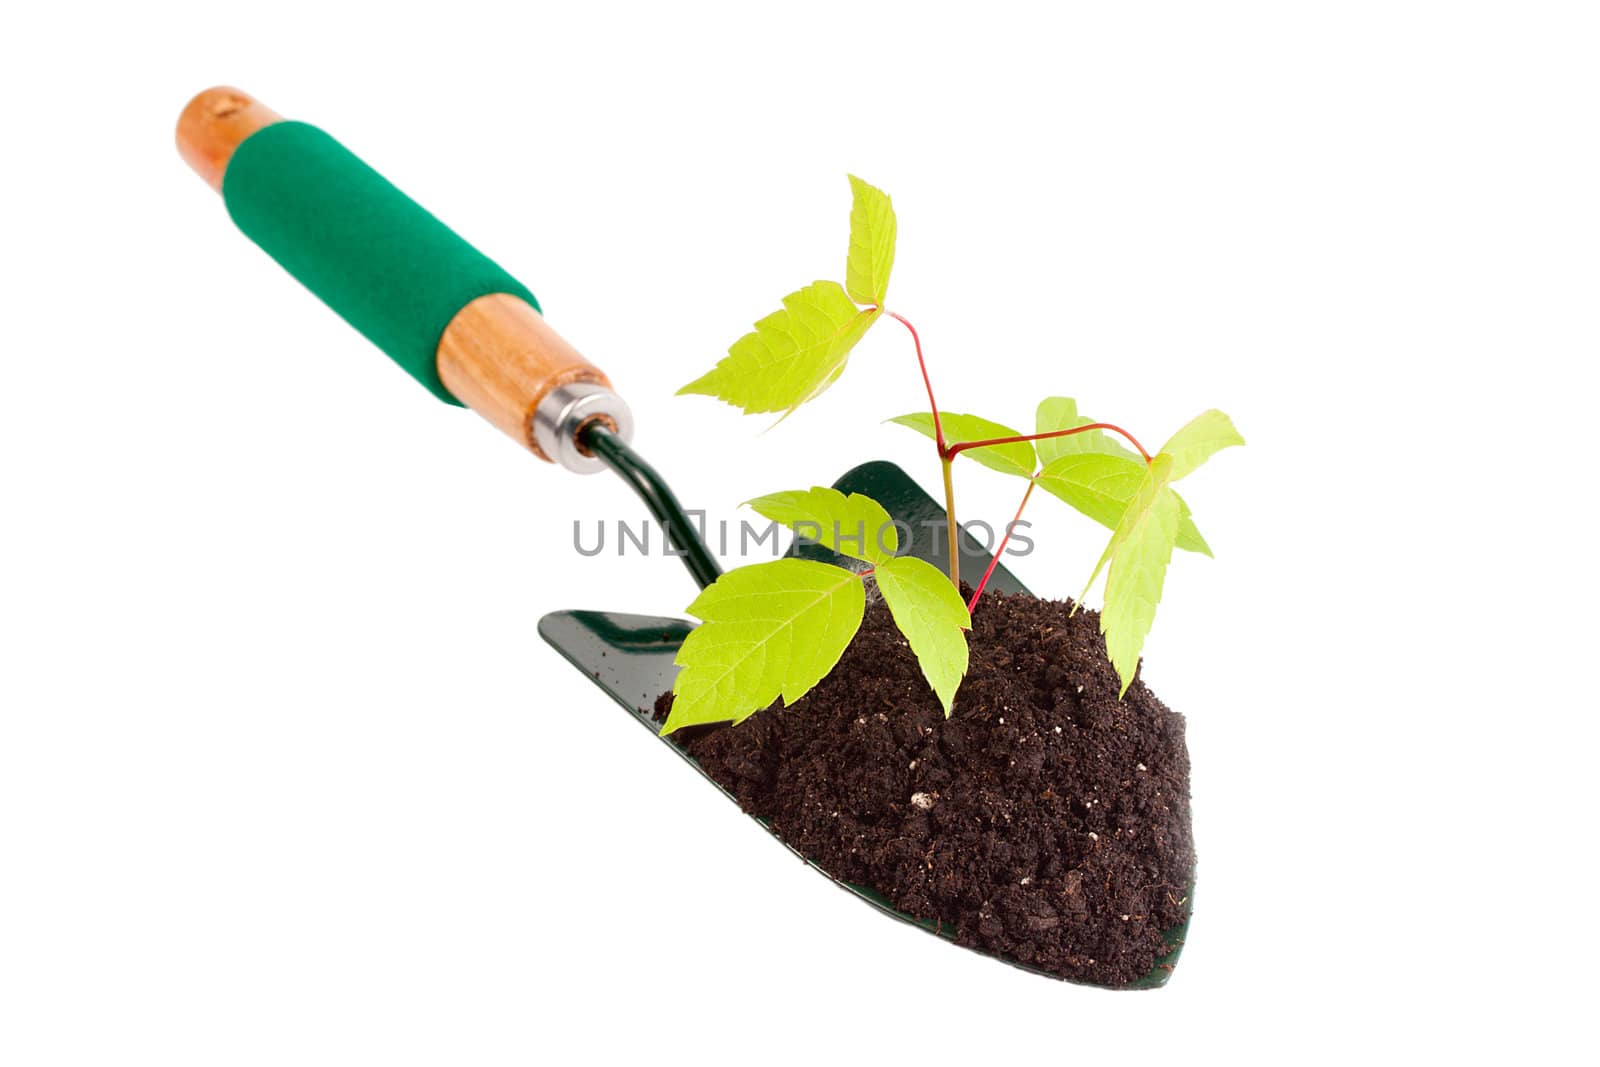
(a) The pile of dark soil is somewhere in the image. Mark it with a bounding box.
[655,588,1194,987]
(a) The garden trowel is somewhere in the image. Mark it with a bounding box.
[176,86,1187,986]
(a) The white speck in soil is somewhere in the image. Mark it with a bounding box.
[910,792,936,811]
[1137,762,1148,771]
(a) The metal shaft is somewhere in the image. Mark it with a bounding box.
[581,424,722,590]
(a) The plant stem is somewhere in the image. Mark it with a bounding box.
[884,310,945,451]
[877,309,1155,606]
[940,455,961,587]
[886,309,963,588]
[947,422,1154,464]
[968,479,1035,613]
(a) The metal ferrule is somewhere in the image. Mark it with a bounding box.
[532,382,635,474]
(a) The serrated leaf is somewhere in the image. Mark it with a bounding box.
[1036,452,1211,555]
[664,559,865,734]
[1036,453,1148,530]
[887,411,1036,479]
[846,175,896,307]
[1076,453,1172,620]
[745,486,898,566]
[874,555,970,716]
[1173,493,1211,557]
[1161,408,1245,481]
[1074,455,1181,697]
[1103,486,1182,697]
[1034,397,1139,466]
[679,281,880,416]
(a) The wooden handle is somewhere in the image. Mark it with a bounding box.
[176,87,622,464]
[437,292,613,456]
[176,87,282,193]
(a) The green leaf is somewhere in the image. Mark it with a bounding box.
[1075,455,1181,697]
[1078,455,1166,604]
[745,486,898,566]
[874,556,971,716]
[1036,453,1146,530]
[887,411,1036,479]
[1103,477,1182,698]
[845,175,897,307]
[1160,409,1245,481]
[1173,493,1211,557]
[1034,397,1139,466]
[665,559,865,734]
[679,281,880,416]
[1035,452,1211,556]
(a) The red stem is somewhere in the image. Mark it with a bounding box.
[884,310,945,451]
[967,479,1035,613]
[880,310,1152,600]
[947,422,1153,464]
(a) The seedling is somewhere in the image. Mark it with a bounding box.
[666,177,1242,731]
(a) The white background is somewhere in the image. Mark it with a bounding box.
[3,2,1595,1062]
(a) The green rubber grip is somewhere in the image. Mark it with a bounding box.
[222,121,539,405]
